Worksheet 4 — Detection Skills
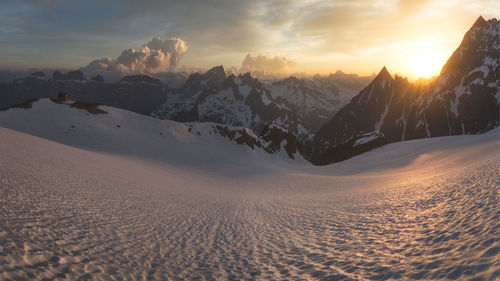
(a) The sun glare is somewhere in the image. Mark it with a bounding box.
[408,48,444,79]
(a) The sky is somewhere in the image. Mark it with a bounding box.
[0,0,498,80]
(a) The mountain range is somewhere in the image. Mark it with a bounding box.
[151,66,370,140]
[306,16,499,164]
[0,16,498,165]
[0,63,370,145]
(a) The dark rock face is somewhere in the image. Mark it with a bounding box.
[308,17,499,165]
[179,66,227,95]
[210,124,302,159]
[53,92,75,103]
[52,71,63,80]
[50,93,107,115]
[2,94,107,115]
[202,65,226,85]
[69,101,107,115]
[261,125,303,159]
[53,70,86,81]
[310,67,410,149]
[154,72,190,88]
[91,75,104,83]
[120,75,162,86]
[309,132,386,165]
[4,98,42,110]
[30,72,45,78]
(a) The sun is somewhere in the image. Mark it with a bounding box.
[408,48,443,79]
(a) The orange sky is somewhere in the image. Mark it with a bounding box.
[1,0,498,80]
[182,0,499,80]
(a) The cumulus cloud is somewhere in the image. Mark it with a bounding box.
[240,54,296,75]
[82,37,187,80]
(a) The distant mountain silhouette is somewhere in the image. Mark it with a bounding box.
[0,71,167,115]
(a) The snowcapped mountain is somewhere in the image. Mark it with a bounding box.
[268,75,352,132]
[153,67,303,138]
[152,66,365,140]
[307,16,499,165]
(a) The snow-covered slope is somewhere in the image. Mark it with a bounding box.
[0,120,498,280]
[0,98,305,166]
[309,16,500,165]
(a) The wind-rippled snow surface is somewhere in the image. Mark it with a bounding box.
[0,127,499,280]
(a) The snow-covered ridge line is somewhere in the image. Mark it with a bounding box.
[0,97,306,165]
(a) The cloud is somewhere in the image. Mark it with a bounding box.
[2,0,498,76]
[240,54,296,75]
[82,37,187,80]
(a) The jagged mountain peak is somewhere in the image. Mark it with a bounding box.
[364,66,393,89]
[238,72,259,86]
[393,74,410,84]
[31,71,45,78]
[53,70,86,81]
[180,65,227,92]
[334,70,345,76]
[472,15,487,28]
[461,16,498,44]
[279,76,302,86]
[203,65,226,82]
[375,66,392,81]
[440,16,498,78]
[183,72,202,87]
[119,74,163,86]
[238,72,253,80]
